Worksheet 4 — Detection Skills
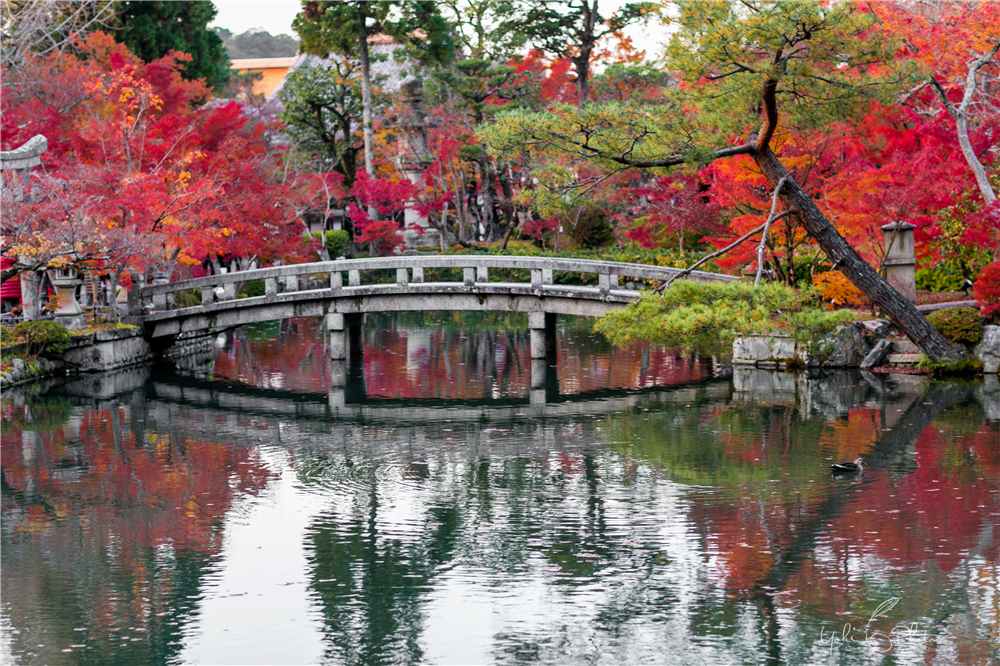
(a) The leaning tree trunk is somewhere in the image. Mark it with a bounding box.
[751,147,964,363]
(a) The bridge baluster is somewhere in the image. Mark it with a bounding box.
[284,275,299,293]
[463,268,475,287]
[531,269,542,288]
[265,278,278,299]
[477,267,488,283]
[151,271,169,311]
[202,285,215,306]
[330,272,342,290]
[610,274,619,289]
[542,269,553,285]
[412,267,424,283]
[396,268,409,286]
[223,282,236,300]
[599,273,611,295]
[349,270,360,287]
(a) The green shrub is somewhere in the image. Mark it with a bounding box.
[926,306,983,346]
[594,280,854,353]
[10,320,72,356]
[240,279,265,298]
[0,326,15,345]
[916,355,985,376]
[916,263,966,292]
[310,230,351,258]
[173,288,202,308]
[568,206,614,249]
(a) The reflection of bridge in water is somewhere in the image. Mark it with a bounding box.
[138,256,736,363]
[149,363,734,425]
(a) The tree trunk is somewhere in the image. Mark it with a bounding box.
[574,0,597,109]
[478,146,498,241]
[752,147,964,363]
[356,1,377,220]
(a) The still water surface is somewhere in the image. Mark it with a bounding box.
[2,313,998,665]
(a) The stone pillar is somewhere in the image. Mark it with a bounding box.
[530,359,548,389]
[151,271,169,311]
[329,359,347,408]
[529,312,557,360]
[529,358,560,404]
[327,312,346,360]
[19,271,41,320]
[881,221,916,303]
[126,272,145,318]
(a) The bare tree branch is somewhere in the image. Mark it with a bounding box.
[660,210,795,291]
[755,176,790,286]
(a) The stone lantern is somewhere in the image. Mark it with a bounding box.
[387,76,446,250]
[881,221,916,303]
[51,265,87,330]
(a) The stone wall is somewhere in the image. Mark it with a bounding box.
[61,327,155,372]
[734,322,1000,373]
[1,328,217,389]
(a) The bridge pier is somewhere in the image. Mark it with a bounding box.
[529,312,557,360]
[329,356,366,408]
[327,312,366,360]
[530,359,560,405]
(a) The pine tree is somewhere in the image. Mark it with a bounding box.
[294,1,453,179]
[118,1,230,90]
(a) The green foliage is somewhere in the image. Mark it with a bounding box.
[0,326,15,345]
[594,281,854,353]
[480,2,915,199]
[10,320,71,356]
[439,0,529,63]
[311,230,351,258]
[278,60,369,183]
[666,1,912,136]
[240,279,265,298]
[294,1,454,67]
[173,288,202,308]
[916,262,971,292]
[926,307,984,347]
[117,1,230,89]
[916,355,985,376]
[568,206,614,249]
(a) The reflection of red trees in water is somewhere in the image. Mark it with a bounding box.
[3,407,272,548]
[211,317,713,398]
[826,424,1000,574]
[1,404,274,653]
[694,408,1000,599]
[212,320,331,393]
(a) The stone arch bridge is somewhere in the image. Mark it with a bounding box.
[137,255,736,362]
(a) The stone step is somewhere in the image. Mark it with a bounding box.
[890,339,921,354]
[887,353,923,366]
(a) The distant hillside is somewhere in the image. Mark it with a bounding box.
[215,27,298,59]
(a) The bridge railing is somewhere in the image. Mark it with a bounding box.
[139,255,736,311]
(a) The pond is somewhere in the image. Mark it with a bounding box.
[2,313,998,665]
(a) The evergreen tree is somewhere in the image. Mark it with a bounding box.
[481,1,965,363]
[517,0,657,108]
[118,1,230,89]
[294,1,454,180]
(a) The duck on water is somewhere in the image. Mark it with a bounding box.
[830,458,864,474]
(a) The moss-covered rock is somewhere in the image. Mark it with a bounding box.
[926,306,983,347]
